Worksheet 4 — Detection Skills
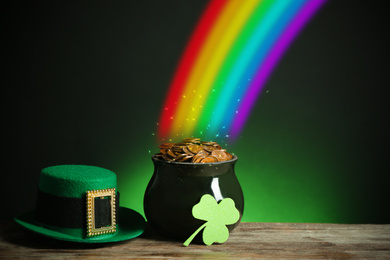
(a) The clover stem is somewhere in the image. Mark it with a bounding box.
[183,222,207,247]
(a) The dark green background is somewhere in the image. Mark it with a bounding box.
[2,0,389,223]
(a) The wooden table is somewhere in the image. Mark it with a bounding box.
[1,220,389,259]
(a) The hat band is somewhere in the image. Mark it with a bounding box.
[35,189,120,229]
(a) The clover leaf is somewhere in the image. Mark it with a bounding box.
[183,194,240,246]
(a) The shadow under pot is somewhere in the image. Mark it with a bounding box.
[144,154,244,240]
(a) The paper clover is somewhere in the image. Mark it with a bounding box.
[183,194,240,246]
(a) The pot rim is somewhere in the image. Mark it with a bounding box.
[151,154,238,166]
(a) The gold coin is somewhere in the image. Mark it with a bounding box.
[182,137,201,143]
[174,154,193,162]
[225,152,233,161]
[171,146,185,154]
[188,144,202,154]
[211,150,228,161]
[200,156,219,163]
[159,143,175,149]
[201,141,217,145]
[201,144,216,153]
[196,149,209,156]
[183,146,195,156]
[213,144,222,150]
[167,149,176,158]
[192,154,206,163]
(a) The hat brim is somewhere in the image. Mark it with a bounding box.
[14,207,145,243]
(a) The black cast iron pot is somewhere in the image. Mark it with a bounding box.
[144,154,244,240]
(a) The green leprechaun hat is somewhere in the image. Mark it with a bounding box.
[14,165,145,243]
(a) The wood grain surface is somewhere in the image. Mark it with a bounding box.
[1,221,389,259]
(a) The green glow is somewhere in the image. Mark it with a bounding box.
[117,107,370,224]
[117,141,351,223]
[117,131,354,223]
[231,109,357,223]
[117,153,153,219]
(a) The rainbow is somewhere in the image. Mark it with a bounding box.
[157,0,327,142]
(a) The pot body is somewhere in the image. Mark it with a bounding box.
[144,155,244,240]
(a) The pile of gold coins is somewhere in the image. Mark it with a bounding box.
[155,137,234,163]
